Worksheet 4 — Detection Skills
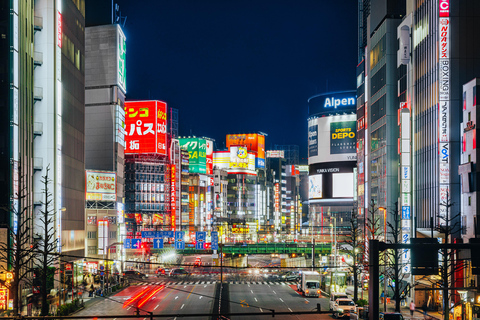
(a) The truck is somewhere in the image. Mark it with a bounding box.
[296,271,321,297]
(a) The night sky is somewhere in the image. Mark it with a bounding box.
[86,0,358,162]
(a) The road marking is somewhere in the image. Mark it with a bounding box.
[204,285,207,288]
[279,298,284,302]
[154,305,159,310]
[199,296,203,299]
[248,284,250,288]
[288,307,293,312]
[181,304,185,309]
[250,290,253,294]
[127,306,131,311]
[175,296,178,299]
[184,286,186,288]
[273,290,277,294]
[254,298,258,302]
[260,308,263,312]
[187,284,196,299]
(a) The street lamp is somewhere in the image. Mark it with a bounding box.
[379,207,387,312]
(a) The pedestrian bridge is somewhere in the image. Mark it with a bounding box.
[173,243,332,255]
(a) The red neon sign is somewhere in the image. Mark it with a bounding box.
[124,101,167,155]
[57,12,62,48]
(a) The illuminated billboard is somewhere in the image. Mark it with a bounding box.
[309,175,323,199]
[124,100,167,155]
[179,138,207,174]
[206,139,213,175]
[117,26,127,93]
[332,172,354,198]
[226,133,265,168]
[213,149,256,175]
[308,91,356,117]
[86,170,116,201]
[308,114,357,164]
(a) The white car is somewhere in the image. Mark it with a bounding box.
[332,298,356,318]
[329,293,349,311]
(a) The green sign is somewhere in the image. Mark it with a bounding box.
[118,29,126,92]
[179,138,207,174]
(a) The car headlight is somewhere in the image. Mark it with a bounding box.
[338,308,344,313]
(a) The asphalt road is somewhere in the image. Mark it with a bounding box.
[75,281,216,319]
[228,282,332,320]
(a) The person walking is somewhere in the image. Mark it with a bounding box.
[409,300,416,316]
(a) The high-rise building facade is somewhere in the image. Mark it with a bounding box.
[34,0,86,257]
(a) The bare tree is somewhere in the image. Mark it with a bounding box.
[340,209,364,302]
[0,166,37,315]
[384,202,409,312]
[366,199,382,240]
[34,167,58,316]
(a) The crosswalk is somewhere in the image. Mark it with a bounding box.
[136,280,298,286]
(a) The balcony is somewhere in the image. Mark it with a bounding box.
[33,157,43,171]
[33,51,43,66]
[34,87,43,101]
[33,122,43,136]
[34,16,43,31]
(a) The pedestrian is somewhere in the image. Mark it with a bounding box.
[88,284,94,297]
[422,303,428,317]
[410,300,416,316]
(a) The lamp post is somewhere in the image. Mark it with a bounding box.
[330,216,337,292]
[379,207,387,312]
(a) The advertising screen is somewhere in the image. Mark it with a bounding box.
[309,175,323,199]
[308,124,318,157]
[226,133,265,168]
[308,114,357,164]
[86,170,116,201]
[332,172,354,198]
[179,138,207,174]
[124,100,167,155]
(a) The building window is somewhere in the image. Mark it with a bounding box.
[109,231,117,239]
[87,246,97,255]
[469,196,471,206]
[87,231,97,239]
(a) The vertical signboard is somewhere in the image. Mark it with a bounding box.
[98,220,108,255]
[400,106,411,274]
[438,0,450,223]
[124,101,167,155]
[117,26,127,93]
[85,171,116,201]
[179,138,207,174]
[211,231,219,250]
[206,140,214,174]
[171,164,176,230]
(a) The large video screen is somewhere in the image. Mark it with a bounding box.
[332,172,354,198]
[308,114,357,164]
[308,174,323,199]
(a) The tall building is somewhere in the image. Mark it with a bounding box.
[0,0,35,232]
[308,91,357,236]
[274,145,300,165]
[356,0,405,235]
[34,0,86,257]
[84,22,127,265]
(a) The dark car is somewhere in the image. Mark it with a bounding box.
[169,268,189,277]
[123,270,147,279]
[380,313,404,320]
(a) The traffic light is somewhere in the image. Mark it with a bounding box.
[0,272,13,283]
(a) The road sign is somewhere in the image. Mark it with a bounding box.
[175,231,185,250]
[131,239,141,249]
[123,238,131,249]
[153,238,164,249]
[211,231,219,250]
[141,231,157,238]
[99,265,104,271]
[196,231,206,250]
[164,231,174,238]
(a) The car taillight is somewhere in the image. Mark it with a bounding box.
[306,290,309,294]
[317,290,320,293]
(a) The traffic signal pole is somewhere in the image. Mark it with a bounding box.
[368,239,480,320]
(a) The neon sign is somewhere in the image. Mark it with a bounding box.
[324,96,355,109]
